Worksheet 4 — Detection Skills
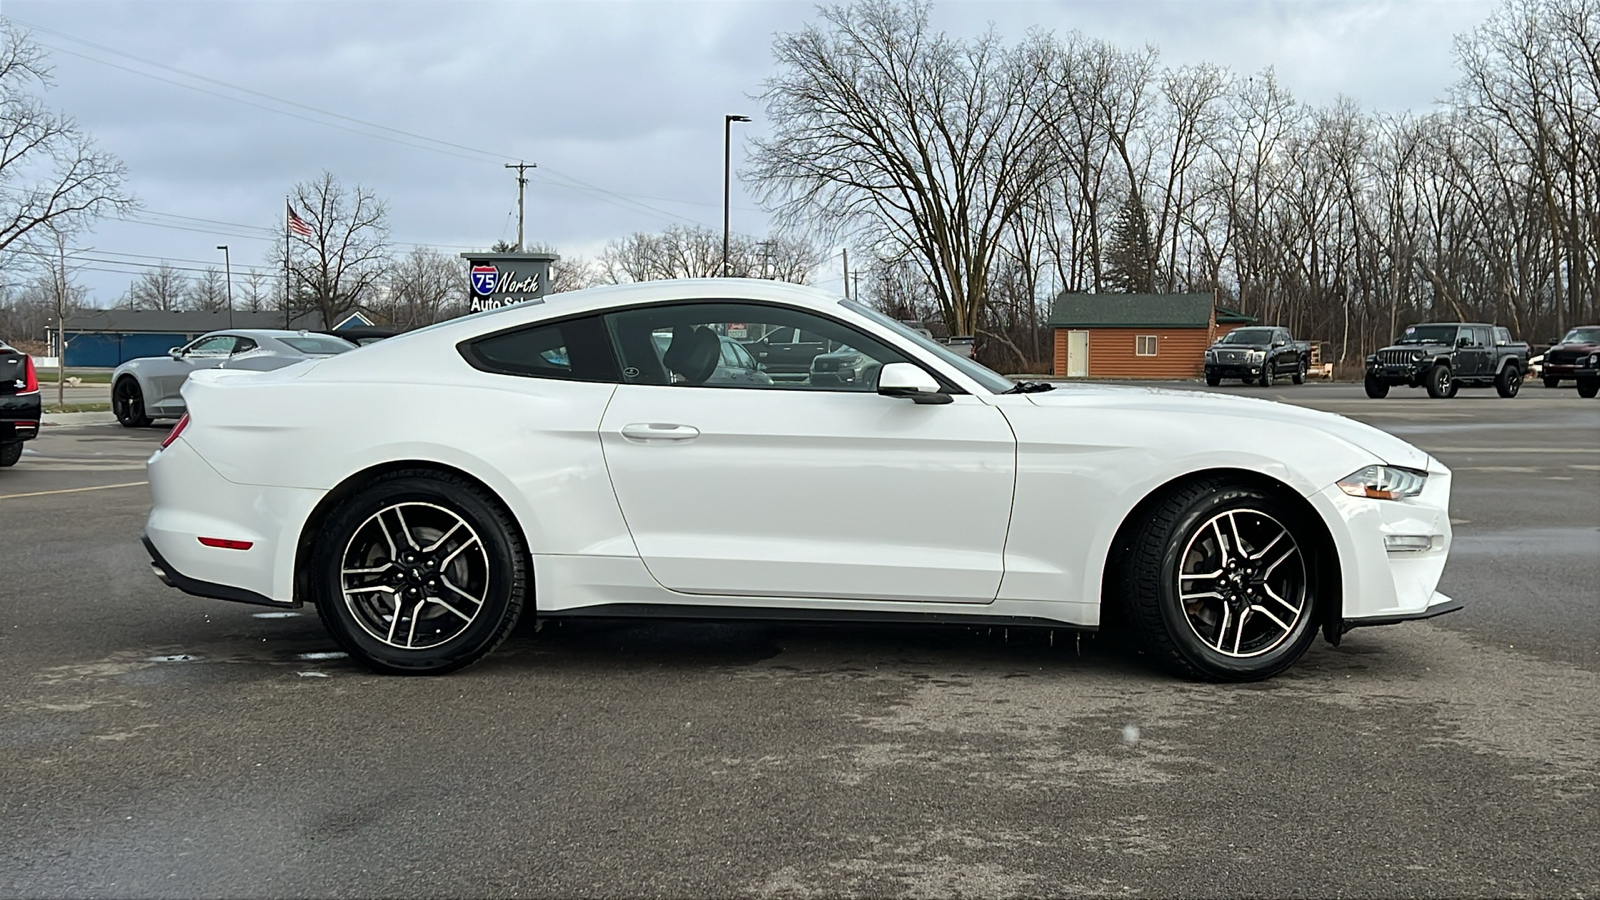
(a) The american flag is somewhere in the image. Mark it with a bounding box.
[286,202,314,238]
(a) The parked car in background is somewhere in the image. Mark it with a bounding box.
[1575,352,1599,398]
[1539,326,1600,388]
[740,325,838,377]
[112,330,356,427]
[809,343,882,387]
[1364,323,1528,399]
[1204,327,1312,387]
[0,339,41,469]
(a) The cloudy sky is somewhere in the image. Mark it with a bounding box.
[2,0,1494,303]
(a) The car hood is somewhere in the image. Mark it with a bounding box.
[1551,341,1599,353]
[1022,383,1434,470]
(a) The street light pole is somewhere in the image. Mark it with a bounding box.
[723,114,750,277]
[216,245,234,328]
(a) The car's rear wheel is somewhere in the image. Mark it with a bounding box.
[311,471,527,675]
[1425,364,1455,398]
[1579,377,1599,399]
[1495,364,1522,398]
[1117,480,1321,681]
[1292,359,1307,384]
[1543,376,1561,389]
[0,442,21,468]
[1364,374,1389,399]
[113,377,152,427]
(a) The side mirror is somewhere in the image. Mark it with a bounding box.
[1456,336,1472,348]
[877,362,951,405]
[1272,340,1286,348]
[1549,337,1561,346]
[168,348,183,360]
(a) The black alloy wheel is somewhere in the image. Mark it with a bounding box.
[1543,376,1561,389]
[311,471,528,675]
[0,442,21,468]
[1117,479,1321,681]
[1425,364,1456,399]
[113,377,152,428]
[1363,374,1389,399]
[1259,363,1275,387]
[1293,359,1307,384]
[1495,365,1523,398]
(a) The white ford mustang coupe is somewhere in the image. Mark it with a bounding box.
[142,280,1460,680]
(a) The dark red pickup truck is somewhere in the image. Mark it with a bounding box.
[0,341,42,468]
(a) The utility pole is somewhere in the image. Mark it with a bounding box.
[842,248,849,299]
[852,272,860,304]
[55,234,67,411]
[505,161,535,251]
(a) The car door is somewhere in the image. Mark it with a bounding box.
[148,334,239,412]
[597,300,1017,604]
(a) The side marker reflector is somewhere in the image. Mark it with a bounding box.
[198,537,253,550]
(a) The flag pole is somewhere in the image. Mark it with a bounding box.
[283,197,291,329]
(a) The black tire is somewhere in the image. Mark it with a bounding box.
[1116,479,1321,681]
[1204,373,1221,387]
[1495,364,1522,398]
[311,471,528,675]
[1259,363,1274,387]
[1364,374,1389,399]
[1424,364,1454,399]
[113,377,152,428]
[0,442,21,468]
[1543,376,1560,389]
[1578,377,1599,399]
[1292,359,1307,384]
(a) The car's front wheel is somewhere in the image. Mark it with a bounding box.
[1364,374,1389,398]
[1425,364,1456,398]
[1204,372,1221,387]
[1543,376,1561,389]
[112,377,152,428]
[1117,480,1321,681]
[1578,376,1599,399]
[311,471,528,675]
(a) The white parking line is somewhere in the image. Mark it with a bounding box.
[0,481,149,501]
[1427,447,1600,454]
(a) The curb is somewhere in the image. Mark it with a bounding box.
[43,412,118,426]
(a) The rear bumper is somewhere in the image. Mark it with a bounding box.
[143,532,287,607]
[0,391,42,442]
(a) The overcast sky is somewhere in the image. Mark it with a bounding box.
[2,0,1495,303]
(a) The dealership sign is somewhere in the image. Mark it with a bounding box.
[459,251,558,313]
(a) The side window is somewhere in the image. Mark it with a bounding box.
[232,338,258,355]
[185,335,237,357]
[603,302,910,391]
[1494,327,1511,346]
[460,315,619,382]
[1476,327,1493,347]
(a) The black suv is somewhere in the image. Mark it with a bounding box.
[1364,323,1529,399]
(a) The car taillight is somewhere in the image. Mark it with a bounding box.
[161,413,190,449]
[20,356,38,394]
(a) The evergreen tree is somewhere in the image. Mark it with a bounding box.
[1105,191,1156,293]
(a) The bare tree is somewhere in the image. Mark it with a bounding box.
[747,0,1057,335]
[185,266,229,313]
[379,246,462,328]
[0,24,133,261]
[278,171,391,330]
[238,270,274,313]
[121,263,190,311]
[598,225,823,283]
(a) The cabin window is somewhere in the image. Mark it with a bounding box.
[1135,335,1158,356]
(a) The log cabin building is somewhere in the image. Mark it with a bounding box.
[1049,293,1257,379]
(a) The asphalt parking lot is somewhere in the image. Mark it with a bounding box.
[2,381,1596,898]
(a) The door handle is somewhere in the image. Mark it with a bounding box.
[620,423,701,442]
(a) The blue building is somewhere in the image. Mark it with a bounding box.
[54,309,374,367]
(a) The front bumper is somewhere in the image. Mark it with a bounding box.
[0,391,42,442]
[1366,365,1427,386]
[1205,363,1262,378]
[1308,464,1457,624]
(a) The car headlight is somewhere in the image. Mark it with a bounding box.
[1205,350,1216,360]
[1411,351,1425,362]
[1337,465,1428,501]
[1247,350,1265,362]
[1588,353,1597,366]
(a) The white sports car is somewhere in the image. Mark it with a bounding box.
[142,280,1460,680]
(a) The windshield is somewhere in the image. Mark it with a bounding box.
[1219,328,1273,344]
[1559,327,1600,344]
[280,335,357,355]
[1394,324,1460,345]
[842,299,1013,394]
